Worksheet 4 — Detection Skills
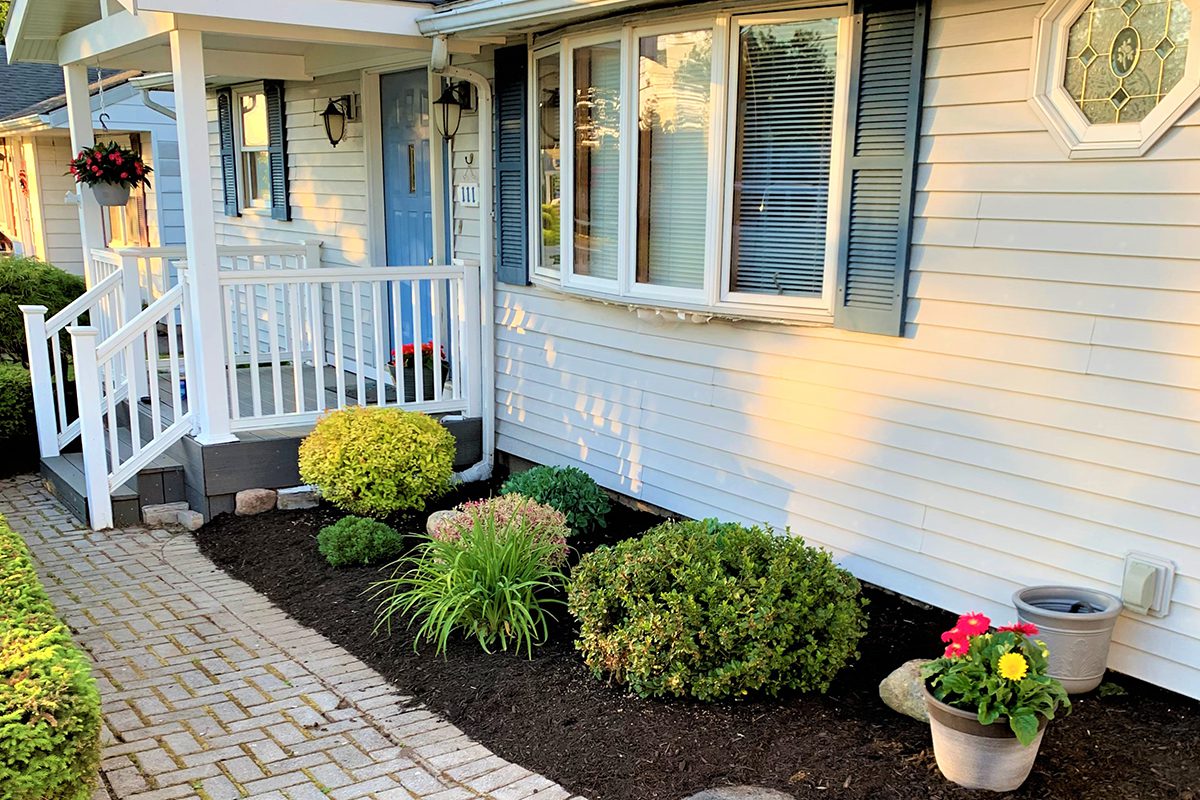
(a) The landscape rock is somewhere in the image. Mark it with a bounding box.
[277,485,319,510]
[879,658,932,722]
[176,510,205,531]
[685,788,795,800]
[142,502,189,527]
[426,509,457,535]
[235,488,278,516]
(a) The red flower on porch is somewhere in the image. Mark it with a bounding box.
[67,140,152,189]
[997,621,1039,636]
[388,341,447,369]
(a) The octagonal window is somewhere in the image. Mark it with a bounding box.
[1063,0,1191,123]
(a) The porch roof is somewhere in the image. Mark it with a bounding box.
[5,0,484,74]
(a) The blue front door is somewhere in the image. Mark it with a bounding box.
[380,69,434,345]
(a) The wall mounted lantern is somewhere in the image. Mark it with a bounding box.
[322,96,351,147]
[432,80,472,141]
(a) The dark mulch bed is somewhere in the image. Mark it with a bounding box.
[196,482,1200,800]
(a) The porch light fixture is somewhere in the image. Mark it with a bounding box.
[432,80,470,141]
[322,96,351,147]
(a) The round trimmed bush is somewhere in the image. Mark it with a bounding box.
[317,516,404,567]
[432,495,569,566]
[501,465,609,534]
[298,406,456,517]
[568,519,868,701]
[0,256,86,365]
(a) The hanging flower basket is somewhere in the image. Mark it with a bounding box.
[67,140,152,206]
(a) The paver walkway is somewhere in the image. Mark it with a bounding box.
[0,475,582,800]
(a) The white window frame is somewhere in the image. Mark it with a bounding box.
[1030,0,1200,158]
[719,9,851,314]
[536,4,853,321]
[233,84,271,213]
[529,44,563,284]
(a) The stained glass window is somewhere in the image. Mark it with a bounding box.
[1064,0,1191,123]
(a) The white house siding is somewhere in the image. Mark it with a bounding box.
[461,2,1200,700]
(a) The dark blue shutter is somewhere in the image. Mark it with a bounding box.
[264,80,291,222]
[216,88,240,217]
[494,45,529,286]
[834,0,928,335]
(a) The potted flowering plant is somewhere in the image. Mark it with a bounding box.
[922,612,1071,792]
[389,342,450,402]
[67,140,152,206]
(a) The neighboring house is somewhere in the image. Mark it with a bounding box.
[0,46,182,274]
[5,0,1198,702]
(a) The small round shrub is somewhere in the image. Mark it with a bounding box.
[432,495,569,566]
[317,516,404,567]
[568,519,868,701]
[501,465,610,534]
[0,363,33,441]
[0,256,86,365]
[298,406,456,517]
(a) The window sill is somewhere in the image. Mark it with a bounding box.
[525,275,835,328]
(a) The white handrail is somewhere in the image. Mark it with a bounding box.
[218,265,468,284]
[45,271,122,334]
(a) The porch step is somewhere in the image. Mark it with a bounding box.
[41,451,186,528]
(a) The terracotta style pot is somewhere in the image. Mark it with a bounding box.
[1013,585,1122,694]
[91,183,131,207]
[924,688,1046,792]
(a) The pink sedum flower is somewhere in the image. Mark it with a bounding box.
[431,495,569,566]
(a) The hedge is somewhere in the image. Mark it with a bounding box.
[0,516,101,800]
[0,256,86,366]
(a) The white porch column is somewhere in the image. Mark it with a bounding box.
[63,63,106,287]
[170,28,235,444]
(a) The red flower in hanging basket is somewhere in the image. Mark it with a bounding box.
[67,140,152,189]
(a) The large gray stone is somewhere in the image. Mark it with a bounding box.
[235,488,278,516]
[277,485,319,510]
[142,502,189,527]
[879,658,932,722]
[685,788,794,800]
[426,509,457,536]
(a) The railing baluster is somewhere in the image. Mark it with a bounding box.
[247,285,262,418]
[352,283,366,405]
[145,329,162,435]
[124,345,141,458]
[332,281,347,409]
[103,363,120,474]
[431,280,444,402]
[310,281,326,412]
[448,277,462,401]
[289,282,305,414]
[391,281,405,405]
[167,307,182,419]
[222,284,242,421]
[372,282,386,407]
[50,334,68,435]
[411,279,425,405]
[266,282,284,416]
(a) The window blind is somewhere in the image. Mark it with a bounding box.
[730,20,839,297]
[637,31,711,290]
[572,42,622,281]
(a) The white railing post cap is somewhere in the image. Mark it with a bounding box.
[18,304,49,315]
[67,325,100,339]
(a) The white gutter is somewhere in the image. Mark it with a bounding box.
[418,0,632,35]
[436,63,495,483]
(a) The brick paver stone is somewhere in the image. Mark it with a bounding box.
[0,475,586,800]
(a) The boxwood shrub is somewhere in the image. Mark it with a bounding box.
[568,519,868,701]
[317,516,404,567]
[501,465,610,534]
[0,515,101,799]
[298,406,456,517]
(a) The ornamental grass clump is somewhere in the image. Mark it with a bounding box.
[501,465,610,534]
[298,406,456,517]
[923,613,1071,745]
[317,516,404,567]
[371,509,568,658]
[431,495,569,566]
[0,515,101,800]
[568,519,868,701]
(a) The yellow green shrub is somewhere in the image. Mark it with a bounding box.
[298,406,456,517]
[0,516,101,800]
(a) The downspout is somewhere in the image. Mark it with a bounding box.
[435,61,495,484]
[140,89,176,121]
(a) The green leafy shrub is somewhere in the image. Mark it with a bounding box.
[0,515,101,800]
[431,495,569,566]
[298,406,456,517]
[372,510,568,657]
[568,519,868,701]
[501,465,610,534]
[0,256,86,365]
[317,516,404,567]
[0,362,33,441]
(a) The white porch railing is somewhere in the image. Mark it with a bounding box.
[69,274,196,529]
[218,263,482,431]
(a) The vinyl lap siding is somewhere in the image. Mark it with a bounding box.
[486,1,1200,699]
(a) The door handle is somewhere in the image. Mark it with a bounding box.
[408,145,416,194]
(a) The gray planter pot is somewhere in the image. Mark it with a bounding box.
[91,183,130,207]
[924,688,1046,792]
[1013,585,1122,694]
